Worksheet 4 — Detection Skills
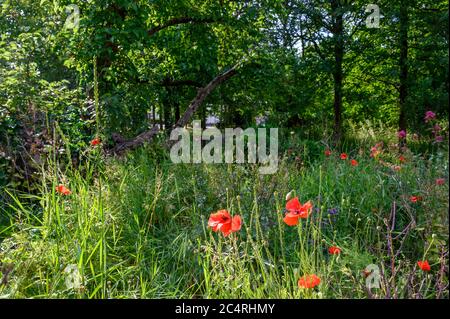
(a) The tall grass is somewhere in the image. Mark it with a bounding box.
[0,131,448,299]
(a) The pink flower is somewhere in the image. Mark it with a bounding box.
[370,144,381,158]
[436,178,445,185]
[424,111,436,122]
[397,130,406,139]
[435,135,444,143]
[432,124,442,134]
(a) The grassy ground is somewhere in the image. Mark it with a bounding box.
[0,129,448,299]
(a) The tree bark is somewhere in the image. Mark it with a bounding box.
[331,0,344,142]
[111,66,237,154]
[398,0,408,141]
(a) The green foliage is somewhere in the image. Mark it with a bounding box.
[0,0,448,299]
[0,130,448,298]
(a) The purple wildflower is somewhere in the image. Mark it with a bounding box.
[424,111,436,122]
[328,208,339,215]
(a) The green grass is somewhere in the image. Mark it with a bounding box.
[0,132,448,299]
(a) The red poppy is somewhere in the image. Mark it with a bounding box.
[399,155,406,163]
[298,274,321,289]
[328,246,341,255]
[56,184,71,195]
[208,210,241,237]
[435,178,445,185]
[410,196,422,203]
[340,153,347,160]
[324,149,332,157]
[350,159,358,166]
[417,260,431,272]
[90,138,101,146]
[283,197,313,226]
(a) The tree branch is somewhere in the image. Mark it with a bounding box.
[111,65,238,154]
[147,17,221,37]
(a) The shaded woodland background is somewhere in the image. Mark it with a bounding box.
[0,0,448,188]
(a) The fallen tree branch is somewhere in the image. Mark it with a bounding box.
[111,65,238,155]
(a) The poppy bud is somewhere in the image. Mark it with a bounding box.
[285,190,294,201]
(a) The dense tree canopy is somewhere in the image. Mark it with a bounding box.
[0,0,448,184]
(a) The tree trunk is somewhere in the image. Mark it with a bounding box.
[331,0,344,142]
[163,101,172,132]
[152,104,156,126]
[200,105,206,129]
[174,101,180,122]
[398,0,408,143]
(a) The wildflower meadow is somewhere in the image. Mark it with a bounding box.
[0,0,448,302]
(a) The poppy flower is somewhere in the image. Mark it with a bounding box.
[283,197,313,226]
[208,210,241,237]
[417,260,431,272]
[340,153,347,160]
[399,155,406,163]
[370,143,383,158]
[328,246,341,255]
[324,149,332,157]
[56,184,71,195]
[424,111,436,122]
[350,159,358,166]
[370,147,380,158]
[90,138,101,146]
[397,130,406,139]
[393,165,401,171]
[298,274,321,289]
[410,196,422,203]
[435,178,445,185]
